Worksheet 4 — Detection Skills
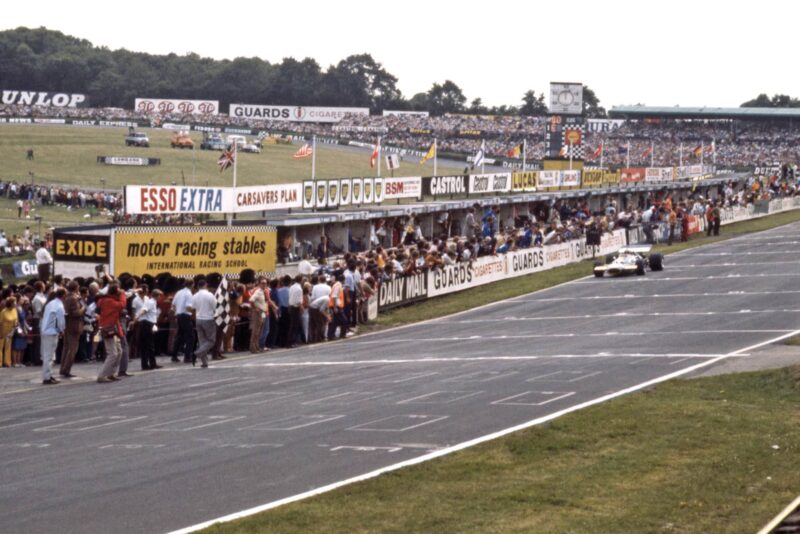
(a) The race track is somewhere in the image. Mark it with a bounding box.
[1,222,799,533]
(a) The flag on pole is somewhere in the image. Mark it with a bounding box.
[214,277,231,333]
[293,143,313,159]
[692,145,703,157]
[506,143,523,159]
[369,140,380,168]
[420,141,436,164]
[558,145,568,158]
[617,145,627,155]
[707,141,715,154]
[588,143,603,161]
[640,145,653,160]
[472,140,485,169]
[217,149,235,172]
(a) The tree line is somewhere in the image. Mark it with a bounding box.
[0,27,610,117]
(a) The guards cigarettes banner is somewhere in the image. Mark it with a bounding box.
[113,226,277,278]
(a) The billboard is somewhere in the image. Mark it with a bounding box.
[113,226,277,278]
[233,184,303,212]
[383,177,422,200]
[229,104,369,123]
[125,185,232,215]
[135,98,219,115]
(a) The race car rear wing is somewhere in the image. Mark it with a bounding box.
[617,245,652,255]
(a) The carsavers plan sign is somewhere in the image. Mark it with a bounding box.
[113,226,277,277]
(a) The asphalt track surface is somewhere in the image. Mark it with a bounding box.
[1,223,799,534]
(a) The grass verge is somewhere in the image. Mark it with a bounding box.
[205,366,800,533]
[363,208,800,332]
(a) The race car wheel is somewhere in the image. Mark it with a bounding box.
[649,253,664,271]
[635,259,646,275]
[594,270,604,278]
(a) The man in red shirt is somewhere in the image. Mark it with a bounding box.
[96,283,127,383]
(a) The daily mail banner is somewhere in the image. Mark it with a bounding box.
[229,104,369,123]
[135,98,219,115]
[126,185,233,214]
[233,184,303,212]
[469,173,512,194]
[383,177,422,200]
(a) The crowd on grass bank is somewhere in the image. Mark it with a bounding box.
[7,103,800,166]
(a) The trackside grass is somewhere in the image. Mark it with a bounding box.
[204,365,800,533]
[364,208,800,331]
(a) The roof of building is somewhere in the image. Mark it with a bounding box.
[609,106,800,120]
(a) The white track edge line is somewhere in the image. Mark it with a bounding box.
[168,328,800,534]
[757,495,800,534]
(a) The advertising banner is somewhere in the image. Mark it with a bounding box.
[603,170,620,185]
[53,233,110,264]
[302,181,315,209]
[98,156,160,167]
[229,104,368,123]
[113,226,277,278]
[428,255,508,297]
[351,178,364,204]
[363,178,374,204]
[620,168,646,183]
[232,184,303,212]
[512,171,538,192]
[425,175,468,196]
[645,167,674,183]
[374,178,385,204]
[561,170,580,188]
[339,179,352,206]
[538,170,560,188]
[378,272,428,310]
[383,177,422,200]
[582,169,604,187]
[135,98,218,115]
[469,173,512,194]
[327,179,340,207]
[1,90,86,107]
[12,260,39,278]
[315,181,328,209]
[125,185,232,215]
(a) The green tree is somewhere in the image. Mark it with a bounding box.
[582,86,606,117]
[520,90,548,116]
[427,80,466,115]
[741,93,800,107]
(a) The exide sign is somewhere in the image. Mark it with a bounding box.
[134,98,219,116]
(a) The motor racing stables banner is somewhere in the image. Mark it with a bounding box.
[113,226,277,278]
[383,177,422,200]
[229,104,369,123]
[233,184,303,212]
[125,185,232,215]
[135,98,218,115]
[468,173,511,194]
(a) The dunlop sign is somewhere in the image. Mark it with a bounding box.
[114,226,277,277]
[53,234,110,263]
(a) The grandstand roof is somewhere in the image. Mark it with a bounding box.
[609,106,800,120]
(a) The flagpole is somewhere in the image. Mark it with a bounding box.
[522,138,527,171]
[650,140,654,167]
[481,139,485,174]
[712,137,716,166]
[626,141,630,168]
[311,135,317,181]
[227,142,238,227]
[433,138,438,177]
[680,142,684,167]
[700,141,704,166]
[377,136,382,178]
[569,139,573,170]
[600,141,604,169]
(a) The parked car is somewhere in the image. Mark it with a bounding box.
[240,142,261,154]
[125,131,150,147]
[171,131,194,149]
[200,133,226,151]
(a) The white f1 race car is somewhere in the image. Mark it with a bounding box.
[593,245,664,277]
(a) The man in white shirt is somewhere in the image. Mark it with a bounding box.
[36,243,53,282]
[309,275,331,343]
[30,281,48,365]
[135,286,162,370]
[192,279,216,367]
[287,275,304,347]
[170,280,195,363]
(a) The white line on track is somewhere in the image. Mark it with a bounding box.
[446,309,800,323]
[169,328,800,534]
[516,290,800,302]
[576,273,800,282]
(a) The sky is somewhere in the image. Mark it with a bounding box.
[2,0,797,110]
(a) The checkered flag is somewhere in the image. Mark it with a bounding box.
[214,277,231,333]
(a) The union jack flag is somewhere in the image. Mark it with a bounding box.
[293,143,313,159]
[217,149,235,172]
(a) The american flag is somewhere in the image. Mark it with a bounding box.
[214,277,231,333]
[293,143,313,159]
[217,149,235,172]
